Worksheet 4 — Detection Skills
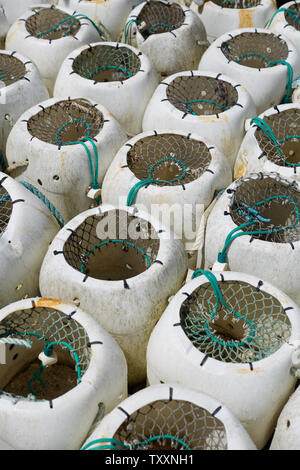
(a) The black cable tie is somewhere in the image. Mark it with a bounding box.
[256,280,263,291]
[205,169,214,174]
[212,406,222,416]
[118,406,130,418]
[169,387,173,401]
[53,250,63,256]
[124,279,130,289]
[173,322,181,327]
[87,341,103,347]
[216,73,222,79]
[153,260,163,265]
[67,311,76,320]
[12,199,25,205]
[249,362,254,371]
[182,112,188,119]
[200,355,209,366]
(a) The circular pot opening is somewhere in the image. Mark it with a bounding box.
[72,45,141,83]
[63,210,160,281]
[285,3,300,31]
[27,99,104,146]
[230,175,300,243]
[166,76,238,116]
[0,305,91,401]
[113,399,227,450]
[180,280,291,363]
[255,108,300,167]
[0,184,12,240]
[127,133,211,186]
[25,7,81,40]
[211,0,261,8]
[137,0,184,38]
[0,54,26,86]
[221,32,289,68]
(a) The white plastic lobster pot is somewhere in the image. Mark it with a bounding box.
[58,0,144,40]
[82,383,256,450]
[143,71,256,170]
[191,0,276,43]
[198,28,300,115]
[102,130,232,250]
[5,5,109,95]
[268,1,300,58]
[235,103,300,181]
[0,173,59,308]
[122,0,207,76]
[0,50,48,156]
[39,205,188,385]
[147,271,300,449]
[6,97,127,222]
[54,42,159,136]
[0,297,127,450]
[204,172,300,306]
[270,385,300,449]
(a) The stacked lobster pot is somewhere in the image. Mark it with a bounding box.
[199,28,300,114]
[267,1,300,58]
[54,41,159,136]
[122,0,208,76]
[5,97,127,221]
[5,4,110,94]
[82,384,256,450]
[0,297,127,449]
[0,50,48,156]
[235,103,300,180]
[191,0,276,43]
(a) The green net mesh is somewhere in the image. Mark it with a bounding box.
[63,209,160,281]
[0,305,91,402]
[0,54,26,86]
[136,0,185,38]
[254,108,300,168]
[211,0,261,8]
[127,133,211,186]
[180,279,291,363]
[285,3,300,31]
[113,399,227,450]
[221,32,289,68]
[166,75,238,116]
[0,184,12,240]
[27,99,104,146]
[229,173,300,243]
[25,7,81,40]
[72,45,141,83]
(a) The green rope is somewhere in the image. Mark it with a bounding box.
[87,65,131,79]
[148,23,174,34]
[55,120,100,202]
[0,337,32,348]
[20,181,65,228]
[81,435,191,451]
[217,195,300,263]
[80,239,151,273]
[36,13,104,39]
[127,157,186,206]
[184,99,228,115]
[267,7,300,28]
[124,18,140,43]
[236,53,293,103]
[251,116,300,167]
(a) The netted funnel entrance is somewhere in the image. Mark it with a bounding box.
[0,304,91,401]
[136,0,185,38]
[72,45,141,83]
[220,32,289,68]
[180,279,291,363]
[229,175,300,243]
[254,109,300,168]
[0,54,26,86]
[63,210,160,281]
[166,76,238,116]
[113,399,227,450]
[27,99,104,146]
[284,3,300,31]
[25,7,81,40]
[127,133,211,186]
[211,0,261,8]
[0,183,12,240]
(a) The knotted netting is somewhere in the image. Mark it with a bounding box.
[284,3,300,31]
[180,274,291,363]
[136,0,184,38]
[0,184,12,239]
[0,54,26,86]
[211,0,261,8]
[72,45,141,83]
[0,304,91,402]
[252,108,300,169]
[26,7,81,40]
[63,209,160,281]
[84,399,227,450]
[166,75,238,116]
